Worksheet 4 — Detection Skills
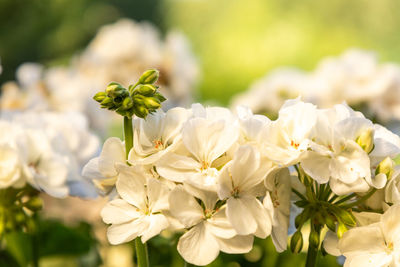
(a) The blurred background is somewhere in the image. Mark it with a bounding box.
[2,0,400,266]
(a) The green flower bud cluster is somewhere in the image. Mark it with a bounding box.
[93,69,166,119]
[0,186,42,236]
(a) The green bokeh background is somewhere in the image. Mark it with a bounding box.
[1,0,399,266]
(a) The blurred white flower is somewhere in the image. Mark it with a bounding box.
[82,137,125,195]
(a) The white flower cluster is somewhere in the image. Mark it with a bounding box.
[0,19,199,133]
[0,111,99,198]
[84,99,400,266]
[232,49,400,122]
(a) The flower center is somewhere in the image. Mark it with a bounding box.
[200,160,209,170]
[153,140,163,149]
[290,140,299,149]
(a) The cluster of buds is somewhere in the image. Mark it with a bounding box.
[93,69,166,118]
[0,186,42,236]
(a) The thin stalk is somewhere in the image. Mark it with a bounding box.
[340,189,377,209]
[123,116,149,267]
[135,238,149,267]
[123,117,133,159]
[333,193,357,205]
[305,242,318,267]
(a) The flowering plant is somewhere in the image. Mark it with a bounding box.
[85,69,400,267]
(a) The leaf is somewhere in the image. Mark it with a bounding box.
[5,231,33,267]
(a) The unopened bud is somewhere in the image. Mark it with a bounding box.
[309,230,320,248]
[153,92,166,103]
[134,105,149,119]
[376,157,394,179]
[121,97,133,110]
[290,231,303,254]
[337,222,348,238]
[331,207,356,227]
[100,97,114,108]
[356,128,374,154]
[138,69,159,84]
[106,82,127,98]
[324,214,337,232]
[24,196,43,211]
[93,92,107,102]
[144,97,161,109]
[136,84,157,96]
[133,95,145,105]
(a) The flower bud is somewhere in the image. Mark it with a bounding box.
[375,157,394,179]
[153,92,167,103]
[93,92,107,102]
[138,69,159,84]
[356,128,374,154]
[290,230,303,254]
[144,97,161,109]
[337,222,348,238]
[136,84,157,96]
[133,95,146,105]
[134,105,149,119]
[331,207,356,227]
[100,97,114,108]
[324,213,337,232]
[309,229,320,248]
[121,97,134,110]
[24,196,43,211]
[106,82,127,98]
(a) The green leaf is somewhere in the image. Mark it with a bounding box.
[5,231,33,267]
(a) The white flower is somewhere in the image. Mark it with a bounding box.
[236,106,271,147]
[156,104,238,191]
[218,145,272,238]
[128,107,189,165]
[264,99,317,166]
[21,130,68,198]
[385,167,400,205]
[263,168,292,252]
[300,104,373,195]
[101,165,170,244]
[0,144,22,188]
[82,137,125,195]
[169,185,253,266]
[338,204,400,267]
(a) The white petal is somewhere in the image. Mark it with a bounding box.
[98,137,125,177]
[177,222,220,266]
[141,214,169,243]
[101,199,141,224]
[338,225,386,255]
[230,145,260,189]
[301,151,331,184]
[207,208,237,239]
[82,157,104,181]
[116,165,146,210]
[107,217,149,245]
[217,234,254,254]
[168,186,204,227]
[344,253,392,267]
[323,231,341,257]
[381,204,400,246]
[156,153,201,182]
[147,178,170,212]
[226,196,258,235]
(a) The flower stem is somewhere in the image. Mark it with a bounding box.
[305,242,318,267]
[123,116,149,267]
[135,238,149,267]
[123,116,133,159]
[340,188,377,209]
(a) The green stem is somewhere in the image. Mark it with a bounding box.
[123,116,149,267]
[123,116,133,159]
[333,193,357,205]
[305,243,318,267]
[341,189,377,209]
[135,238,149,267]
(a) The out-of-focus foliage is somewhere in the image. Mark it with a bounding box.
[163,0,400,105]
[0,0,162,84]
